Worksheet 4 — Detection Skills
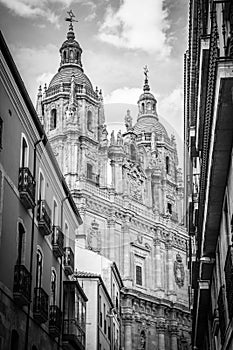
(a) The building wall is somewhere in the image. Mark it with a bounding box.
[0,32,84,350]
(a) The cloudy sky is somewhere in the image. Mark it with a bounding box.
[0,0,188,149]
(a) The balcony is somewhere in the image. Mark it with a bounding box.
[18,167,36,209]
[33,287,49,324]
[64,247,74,276]
[13,264,31,306]
[63,281,87,350]
[63,319,85,350]
[52,226,64,258]
[37,199,52,236]
[49,305,62,338]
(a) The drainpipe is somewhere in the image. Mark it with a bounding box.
[24,136,44,350]
[57,195,69,350]
[97,281,100,350]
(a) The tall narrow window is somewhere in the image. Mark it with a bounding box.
[130,144,136,161]
[17,223,25,265]
[87,163,93,180]
[50,269,56,305]
[0,116,3,150]
[167,203,172,215]
[11,330,19,350]
[104,303,106,334]
[36,249,43,288]
[21,136,29,168]
[99,295,102,327]
[166,156,170,175]
[38,172,45,201]
[50,109,57,131]
[87,111,92,131]
[136,265,142,286]
[140,330,146,349]
[53,200,58,226]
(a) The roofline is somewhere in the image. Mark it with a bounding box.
[75,274,114,308]
[111,262,124,288]
[63,280,88,302]
[0,31,82,225]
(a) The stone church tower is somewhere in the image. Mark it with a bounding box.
[37,19,191,350]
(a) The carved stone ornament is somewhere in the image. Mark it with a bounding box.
[174,253,185,288]
[87,219,101,252]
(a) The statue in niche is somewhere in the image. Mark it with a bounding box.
[87,219,101,252]
[174,253,185,288]
[65,105,76,125]
[139,330,146,349]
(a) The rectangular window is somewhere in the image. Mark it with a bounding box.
[87,163,93,180]
[0,117,3,150]
[136,265,142,286]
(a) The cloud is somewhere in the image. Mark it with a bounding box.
[0,0,59,24]
[98,0,171,57]
[105,87,142,104]
[36,72,54,87]
[0,0,97,25]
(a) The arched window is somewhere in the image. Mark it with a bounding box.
[166,156,170,174]
[147,102,151,110]
[36,248,43,288]
[17,222,25,265]
[167,202,172,215]
[50,109,57,131]
[130,144,136,161]
[63,51,67,61]
[141,103,145,113]
[50,269,56,305]
[70,50,74,59]
[21,135,29,168]
[87,111,92,131]
[11,330,19,350]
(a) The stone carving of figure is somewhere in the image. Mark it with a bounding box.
[125,109,133,131]
[100,124,108,146]
[65,106,76,124]
[110,130,115,145]
[87,219,101,252]
[117,130,123,145]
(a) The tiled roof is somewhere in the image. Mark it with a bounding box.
[74,271,101,278]
[48,66,93,91]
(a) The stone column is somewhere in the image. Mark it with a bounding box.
[157,320,166,350]
[122,214,132,287]
[166,237,174,293]
[123,312,133,350]
[110,160,116,189]
[154,233,162,289]
[107,215,115,261]
[170,325,178,350]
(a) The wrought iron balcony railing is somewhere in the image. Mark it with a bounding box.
[18,167,36,209]
[13,264,31,306]
[33,287,49,324]
[49,305,62,338]
[63,318,85,349]
[52,226,64,258]
[37,199,52,236]
[64,247,74,276]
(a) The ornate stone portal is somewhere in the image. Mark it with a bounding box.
[37,19,191,350]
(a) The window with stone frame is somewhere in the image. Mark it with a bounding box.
[87,110,93,131]
[87,163,93,180]
[136,265,142,286]
[50,109,57,130]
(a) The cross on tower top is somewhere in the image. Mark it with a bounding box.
[65,10,78,24]
[143,65,149,79]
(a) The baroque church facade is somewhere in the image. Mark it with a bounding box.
[36,19,191,350]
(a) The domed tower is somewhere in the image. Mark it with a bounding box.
[120,67,183,222]
[36,11,108,190]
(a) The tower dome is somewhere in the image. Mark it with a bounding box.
[47,10,94,93]
[134,67,168,140]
